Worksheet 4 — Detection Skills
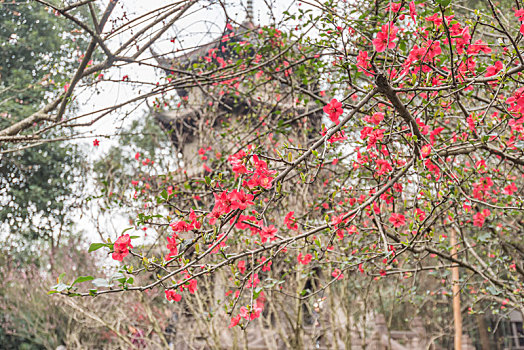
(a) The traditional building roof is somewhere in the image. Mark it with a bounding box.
[150,17,322,154]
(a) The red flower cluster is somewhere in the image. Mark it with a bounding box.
[166,235,178,258]
[473,209,491,228]
[364,112,384,125]
[332,268,344,280]
[328,130,348,144]
[164,271,199,303]
[297,253,313,265]
[515,8,524,35]
[506,87,524,112]
[228,151,276,190]
[207,189,254,224]
[389,213,406,228]
[228,150,248,175]
[323,98,343,124]
[472,177,493,201]
[112,234,133,261]
[372,23,398,52]
[165,290,182,302]
[170,209,202,233]
[357,51,373,77]
[229,293,266,328]
[284,211,298,230]
[259,225,277,243]
[238,260,246,274]
[245,155,276,189]
[420,144,431,158]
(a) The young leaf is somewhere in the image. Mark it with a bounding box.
[88,243,106,252]
[71,276,94,286]
[92,278,112,288]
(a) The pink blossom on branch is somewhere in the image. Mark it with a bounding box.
[389,213,406,228]
[332,268,344,280]
[409,1,417,23]
[372,23,399,52]
[284,211,298,230]
[297,253,313,265]
[112,234,133,261]
[165,290,182,302]
[323,98,343,124]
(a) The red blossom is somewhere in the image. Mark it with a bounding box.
[238,260,246,274]
[357,50,373,76]
[165,290,182,302]
[504,183,517,195]
[112,234,133,261]
[323,98,343,124]
[230,189,254,210]
[259,225,277,243]
[229,315,241,328]
[297,253,313,265]
[372,23,398,52]
[473,209,491,228]
[328,130,348,143]
[467,39,492,55]
[364,112,384,125]
[284,211,298,230]
[375,159,392,176]
[246,273,260,288]
[389,213,406,228]
[332,268,344,280]
[184,276,198,294]
[409,1,416,23]
[420,144,431,158]
[485,61,503,78]
[415,208,426,221]
[166,235,178,257]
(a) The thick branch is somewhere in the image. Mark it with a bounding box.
[375,73,424,155]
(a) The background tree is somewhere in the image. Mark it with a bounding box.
[0,0,88,249]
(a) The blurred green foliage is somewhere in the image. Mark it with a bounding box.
[0,1,90,242]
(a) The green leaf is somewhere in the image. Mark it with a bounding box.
[253,286,263,299]
[477,232,490,243]
[58,272,66,283]
[121,227,133,235]
[51,282,69,292]
[71,276,94,286]
[486,285,500,296]
[399,40,407,52]
[88,243,106,252]
[92,278,112,288]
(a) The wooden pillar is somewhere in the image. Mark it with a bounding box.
[450,228,462,349]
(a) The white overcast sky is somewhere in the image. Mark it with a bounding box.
[76,0,301,149]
